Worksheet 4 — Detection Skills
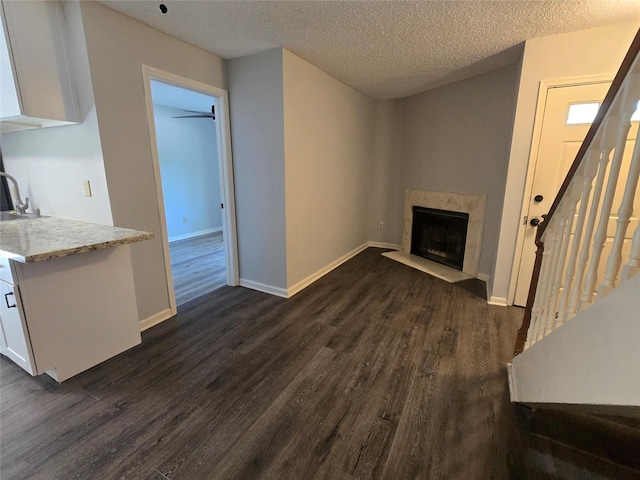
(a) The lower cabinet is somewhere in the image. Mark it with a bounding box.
[0,246,142,382]
[0,278,36,375]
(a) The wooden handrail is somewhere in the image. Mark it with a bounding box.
[514,28,640,356]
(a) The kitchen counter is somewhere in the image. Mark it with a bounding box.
[0,215,153,263]
[0,215,152,382]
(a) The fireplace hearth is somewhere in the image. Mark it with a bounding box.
[383,190,487,282]
[411,206,469,270]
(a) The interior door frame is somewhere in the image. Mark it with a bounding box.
[507,73,614,305]
[141,65,239,315]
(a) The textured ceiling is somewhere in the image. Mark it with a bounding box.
[98,1,640,99]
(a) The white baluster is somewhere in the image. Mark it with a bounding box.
[560,149,601,324]
[540,219,563,339]
[533,227,555,343]
[554,179,583,327]
[546,203,573,332]
[621,223,640,281]
[527,236,551,348]
[570,143,615,316]
[548,201,582,330]
[598,130,640,297]
[580,81,637,310]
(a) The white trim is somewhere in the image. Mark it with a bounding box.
[168,227,222,243]
[141,68,177,316]
[287,242,370,298]
[488,296,508,306]
[240,279,288,298]
[141,65,240,318]
[368,242,401,250]
[507,74,614,305]
[139,308,174,332]
[507,363,516,401]
[477,272,489,282]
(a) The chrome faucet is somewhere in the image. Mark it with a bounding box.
[0,172,29,214]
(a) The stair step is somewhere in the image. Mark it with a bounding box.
[513,404,640,477]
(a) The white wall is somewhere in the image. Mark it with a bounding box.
[368,100,403,246]
[509,274,640,406]
[282,49,374,288]
[228,49,288,292]
[79,1,227,321]
[398,64,521,281]
[152,105,221,241]
[493,22,640,305]
[0,0,112,225]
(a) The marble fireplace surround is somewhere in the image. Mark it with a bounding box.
[400,190,487,278]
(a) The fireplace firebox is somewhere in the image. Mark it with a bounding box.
[411,206,469,270]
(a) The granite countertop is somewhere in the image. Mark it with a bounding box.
[0,216,154,263]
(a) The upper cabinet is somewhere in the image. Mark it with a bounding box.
[0,0,80,133]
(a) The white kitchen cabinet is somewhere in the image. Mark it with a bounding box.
[0,246,143,382]
[0,0,79,132]
[0,216,152,381]
[0,276,36,375]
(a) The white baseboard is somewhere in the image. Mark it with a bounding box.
[477,272,489,282]
[368,242,401,250]
[488,296,508,306]
[139,308,174,332]
[169,227,222,243]
[240,278,288,298]
[287,242,370,298]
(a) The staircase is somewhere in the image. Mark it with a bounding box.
[509,29,640,415]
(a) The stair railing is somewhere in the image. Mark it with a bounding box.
[514,29,640,355]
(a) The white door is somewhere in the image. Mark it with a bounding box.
[513,82,611,306]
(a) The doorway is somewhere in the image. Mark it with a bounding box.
[142,66,239,313]
[512,80,611,306]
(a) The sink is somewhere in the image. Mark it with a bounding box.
[0,211,44,221]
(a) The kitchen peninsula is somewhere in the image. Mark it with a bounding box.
[0,215,153,381]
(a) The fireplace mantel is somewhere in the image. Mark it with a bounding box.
[402,190,487,277]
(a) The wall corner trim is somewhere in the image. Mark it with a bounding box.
[368,242,402,250]
[287,242,371,298]
[488,296,509,306]
[139,308,174,332]
[240,279,288,298]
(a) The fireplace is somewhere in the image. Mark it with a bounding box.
[411,206,469,270]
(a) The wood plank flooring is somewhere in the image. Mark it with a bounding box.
[169,232,225,306]
[1,248,636,479]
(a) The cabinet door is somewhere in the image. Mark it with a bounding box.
[0,280,36,375]
[0,0,79,128]
[0,4,20,118]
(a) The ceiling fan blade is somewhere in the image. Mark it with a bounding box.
[173,105,215,119]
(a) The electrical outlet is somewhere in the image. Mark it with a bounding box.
[378,221,384,230]
[83,180,92,197]
[183,216,188,223]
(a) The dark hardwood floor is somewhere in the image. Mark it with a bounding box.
[1,248,638,479]
[169,231,225,306]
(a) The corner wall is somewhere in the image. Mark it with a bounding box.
[368,100,403,247]
[282,49,375,289]
[398,64,520,280]
[228,49,287,293]
[79,1,227,321]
